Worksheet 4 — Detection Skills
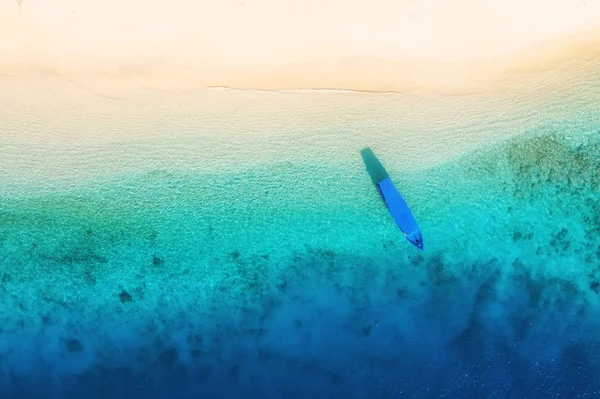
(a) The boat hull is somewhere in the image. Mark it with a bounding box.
[360,147,423,250]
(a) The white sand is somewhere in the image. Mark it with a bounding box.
[1,0,600,93]
[1,0,600,193]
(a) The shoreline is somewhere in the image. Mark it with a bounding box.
[2,1,600,192]
[2,73,599,195]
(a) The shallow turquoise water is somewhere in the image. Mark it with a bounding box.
[0,88,599,397]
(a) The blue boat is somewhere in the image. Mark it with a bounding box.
[360,147,423,250]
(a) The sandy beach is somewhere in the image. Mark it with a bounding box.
[1,0,600,189]
[1,0,600,94]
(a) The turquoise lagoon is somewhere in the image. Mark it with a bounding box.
[0,72,599,397]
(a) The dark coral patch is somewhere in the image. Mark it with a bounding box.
[410,254,425,266]
[119,290,133,303]
[66,338,84,353]
[513,231,522,241]
[550,228,571,252]
[187,333,203,346]
[506,133,599,198]
[152,255,164,266]
[590,281,600,294]
[157,348,179,368]
[277,280,288,292]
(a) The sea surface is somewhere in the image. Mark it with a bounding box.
[1,74,600,398]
